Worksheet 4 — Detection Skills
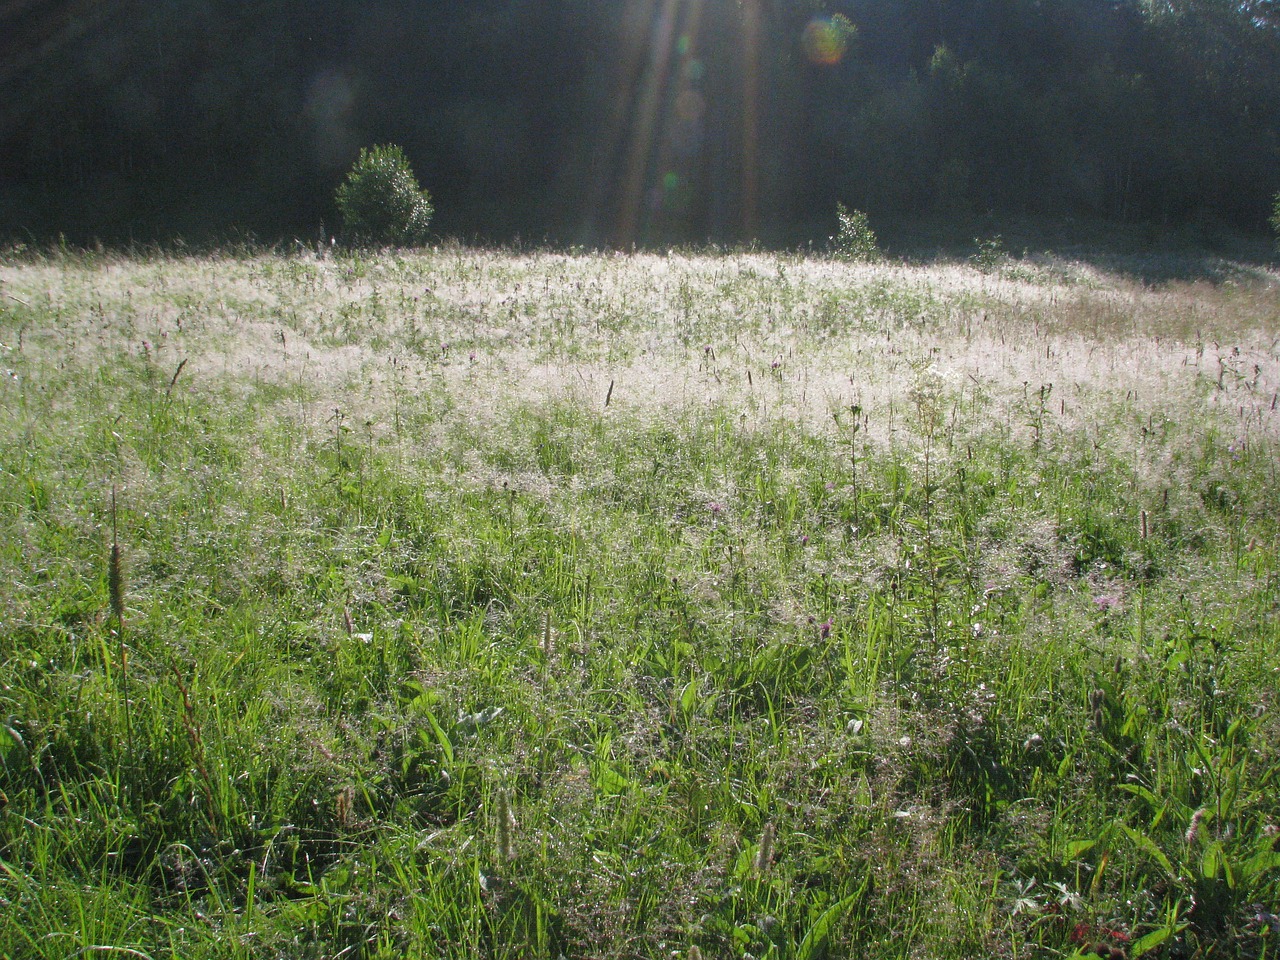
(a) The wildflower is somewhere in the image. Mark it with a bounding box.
[819,618,832,639]
[1071,922,1129,955]
[1248,906,1280,928]
[707,501,723,515]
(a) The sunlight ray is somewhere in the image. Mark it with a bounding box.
[740,0,762,239]
[616,0,682,247]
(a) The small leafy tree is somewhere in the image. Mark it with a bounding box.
[1271,190,1280,251]
[971,234,1006,272]
[335,144,434,246]
[831,202,880,262]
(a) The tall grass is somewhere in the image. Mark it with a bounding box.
[1,245,1278,959]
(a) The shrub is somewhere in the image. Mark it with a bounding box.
[335,144,434,247]
[1271,190,1280,251]
[970,234,1006,272]
[831,202,880,262]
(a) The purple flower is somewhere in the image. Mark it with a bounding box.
[1094,594,1120,612]
[820,618,833,639]
[707,501,723,515]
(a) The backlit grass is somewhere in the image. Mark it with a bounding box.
[1,245,1278,959]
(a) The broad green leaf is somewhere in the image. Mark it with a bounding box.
[424,710,454,764]
[796,875,870,960]
[1057,752,1075,778]
[1063,839,1096,860]
[1118,823,1174,878]
[1201,840,1240,888]
[1117,782,1161,811]
[680,678,698,714]
[592,761,631,796]
[1131,920,1187,957]
[1201,843,1222,882]
[1242,850,1280,880]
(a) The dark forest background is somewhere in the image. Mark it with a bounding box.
[2,0,1279,249]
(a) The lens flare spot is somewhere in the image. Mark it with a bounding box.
[803,15,855,67]
[663,170,681,193]
[677,34,692,56]
[683,58,706,83]
[675,89,706,124]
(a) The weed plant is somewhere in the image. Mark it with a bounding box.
[1,246,1279,959]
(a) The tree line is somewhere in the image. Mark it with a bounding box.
[1,0,1277,247]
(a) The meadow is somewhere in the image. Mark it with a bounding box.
[1,243,1278,959]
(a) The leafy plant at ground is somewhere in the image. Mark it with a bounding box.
[335,144,434,247]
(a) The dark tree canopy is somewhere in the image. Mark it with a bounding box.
[2,0,1278,246]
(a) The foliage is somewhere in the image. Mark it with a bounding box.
[831,202,881,262]
[6,0,1280,244]
[971,234,1007,271]
[334,144,434,247]
[1272,191,1280,250]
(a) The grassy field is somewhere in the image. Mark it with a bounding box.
[1,244,1278,960]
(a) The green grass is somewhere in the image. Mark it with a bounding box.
[1,245,1278,959]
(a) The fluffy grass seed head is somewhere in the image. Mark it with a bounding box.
[108,542,125,624]
[541,609,555,660]
[495,788,517,861]
[1185,807,1207,845]
[754,821,776,875]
